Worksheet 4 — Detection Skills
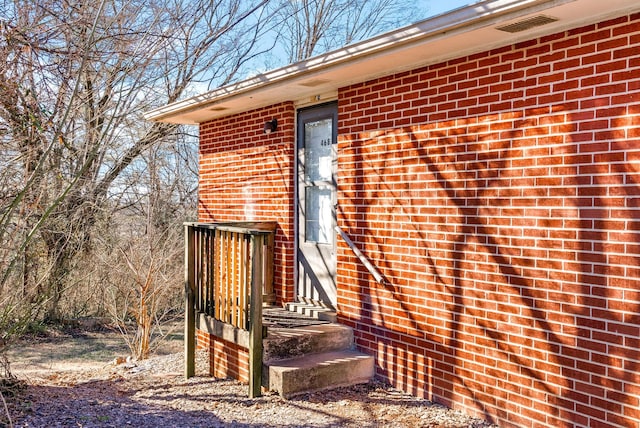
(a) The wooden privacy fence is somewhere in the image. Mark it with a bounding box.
[184,221,276,398]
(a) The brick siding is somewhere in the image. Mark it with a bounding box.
[196,330,250,382]
[199,102,296,304]
[336,13,640,428]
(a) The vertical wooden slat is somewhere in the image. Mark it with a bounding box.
[192,229,198,312]
[240,234,248,329]
[202,229,208,313]
[198,229,204,312]
[263,232,275,304]
[224,232,234,323]
[211,229,220,318]
[196,229,200,312]
[203,229,215,315]
[202,229,207,312]
[198,229,211,312]
[231,232,238,328]
[223,231,228,323]
[223,231,229,323]
[236,232,241,328]
[199,229,203,314]
[248,233,264,398]
[214,229,224,319]
[219,231,224,321]
[235,233,238,326]
[193,229,199,312]
[184,224,195,379]
[208,229,213,316]
[246,234,251,330]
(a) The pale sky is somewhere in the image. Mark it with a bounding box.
[191,0,480,91]
[421,0,475,17]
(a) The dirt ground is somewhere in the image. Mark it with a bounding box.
[5,324,498,427]
[7,323,183,377]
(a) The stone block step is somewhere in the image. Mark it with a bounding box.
[264,350,374,398]
[263,306,330,329]
[263,323,353,362]
[285,302,337,323]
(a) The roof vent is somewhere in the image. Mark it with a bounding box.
[496,15,558,33]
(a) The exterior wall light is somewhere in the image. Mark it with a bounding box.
[263,118,277,134]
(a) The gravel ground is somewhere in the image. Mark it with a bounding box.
[8,333,498,427]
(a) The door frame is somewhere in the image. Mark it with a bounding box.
[294,101,338,308]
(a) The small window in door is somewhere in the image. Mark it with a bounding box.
[304,118,333,181]
[305,187,332,243]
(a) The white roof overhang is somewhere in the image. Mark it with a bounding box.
[145,0,640,124]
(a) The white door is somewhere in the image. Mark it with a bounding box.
[297,103,338,309]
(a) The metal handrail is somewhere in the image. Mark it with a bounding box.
[335,226,390,286]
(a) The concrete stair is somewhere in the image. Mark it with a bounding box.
[284,301,337,323]
[262,322,374,398]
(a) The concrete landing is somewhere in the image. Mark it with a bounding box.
[264,349,374,398]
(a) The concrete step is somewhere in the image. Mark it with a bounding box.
[263,323,353,362]
[263,306,330,329]
[285,302,337,323]
[263,349,375,398]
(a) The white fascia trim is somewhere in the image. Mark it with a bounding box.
[144,0,568,123]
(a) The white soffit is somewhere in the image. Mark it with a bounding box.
[145,0,640,124]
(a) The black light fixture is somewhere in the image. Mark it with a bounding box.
[263,118,277,134]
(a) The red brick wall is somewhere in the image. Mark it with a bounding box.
[336,13,640,428]
[199,102,296,304]
[197,330,249,382]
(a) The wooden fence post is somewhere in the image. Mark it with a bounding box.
[184,223,196,379]
[248,233,264,398]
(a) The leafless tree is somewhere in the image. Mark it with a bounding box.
[98,144,187,359]
[269,0,421,62]
[0,0,269,354]
[0,0,424,365]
